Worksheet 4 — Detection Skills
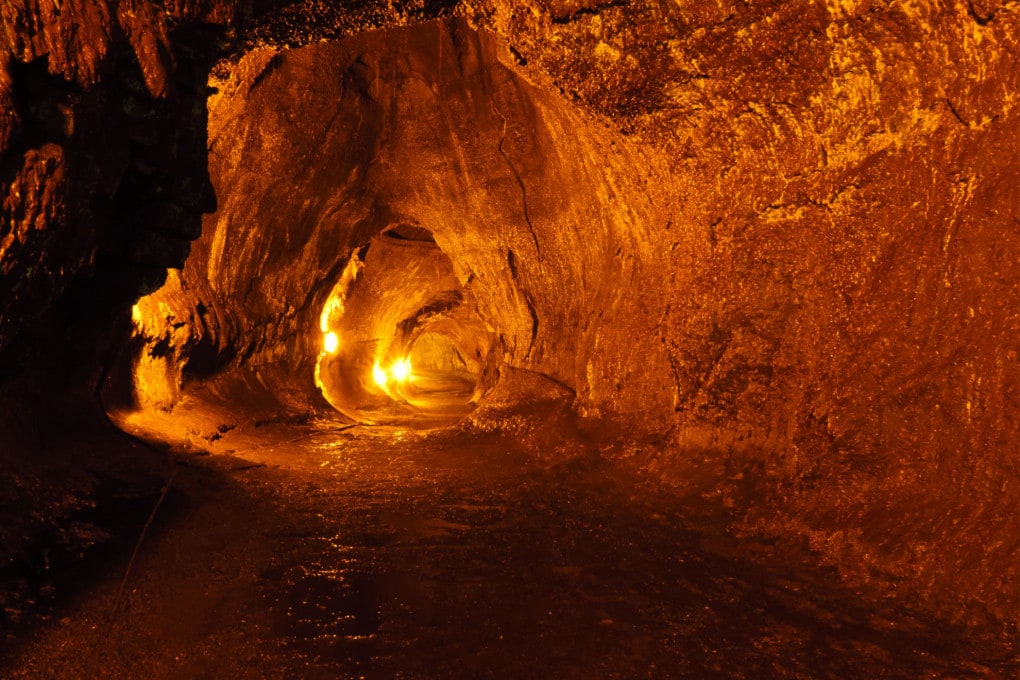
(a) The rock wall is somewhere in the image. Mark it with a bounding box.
[460,0,1020,627]
[0,0,244,405]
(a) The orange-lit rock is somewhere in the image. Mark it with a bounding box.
[0,0,1017,657]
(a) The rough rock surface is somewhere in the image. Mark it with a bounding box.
[0,0,233,382]
[136,20,667,419]
[1,0,1018,649]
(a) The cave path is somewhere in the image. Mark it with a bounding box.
[2,422,1007,679]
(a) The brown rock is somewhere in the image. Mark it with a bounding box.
[1,0,113,86]
[116,0,174,99]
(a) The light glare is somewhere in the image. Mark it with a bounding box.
[391,357,412,382]
[323,331,339,354]
[372,362,388,388]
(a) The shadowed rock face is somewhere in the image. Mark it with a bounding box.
[0,2,228,387]
[1,0,1018,638]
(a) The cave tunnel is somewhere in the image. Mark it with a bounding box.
[1,3,1018,678]
[313,222,502,424]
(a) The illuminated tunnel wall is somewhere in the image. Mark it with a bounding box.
[129,18,669,424]
[118,14,1019,628]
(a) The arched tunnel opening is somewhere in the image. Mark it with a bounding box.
[1,4,1018,677]
[112,18,632,439]
[314,225,500,425]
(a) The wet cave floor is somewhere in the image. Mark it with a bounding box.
[0,405,1013,679]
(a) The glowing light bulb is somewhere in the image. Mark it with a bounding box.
[323,331,339,354]
[372,362,388,388]
[391,357,412,382]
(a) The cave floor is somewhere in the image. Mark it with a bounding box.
[1,413,1012,679]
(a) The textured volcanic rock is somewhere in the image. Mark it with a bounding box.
[128,19,670,424]
[1,0,1018,643]
[453,0,1020,628]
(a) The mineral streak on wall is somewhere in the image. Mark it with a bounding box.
[2,0,1018,637]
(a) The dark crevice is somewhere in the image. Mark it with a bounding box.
[944,98,969,127]
[382,223,437,242]
[250,52,285,91]
[494,106,542,261]
[524,292,540,355]
[964,0,1009,25]
[508,45,528,66]
[3,57,77,161]
[550,0,630,24]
